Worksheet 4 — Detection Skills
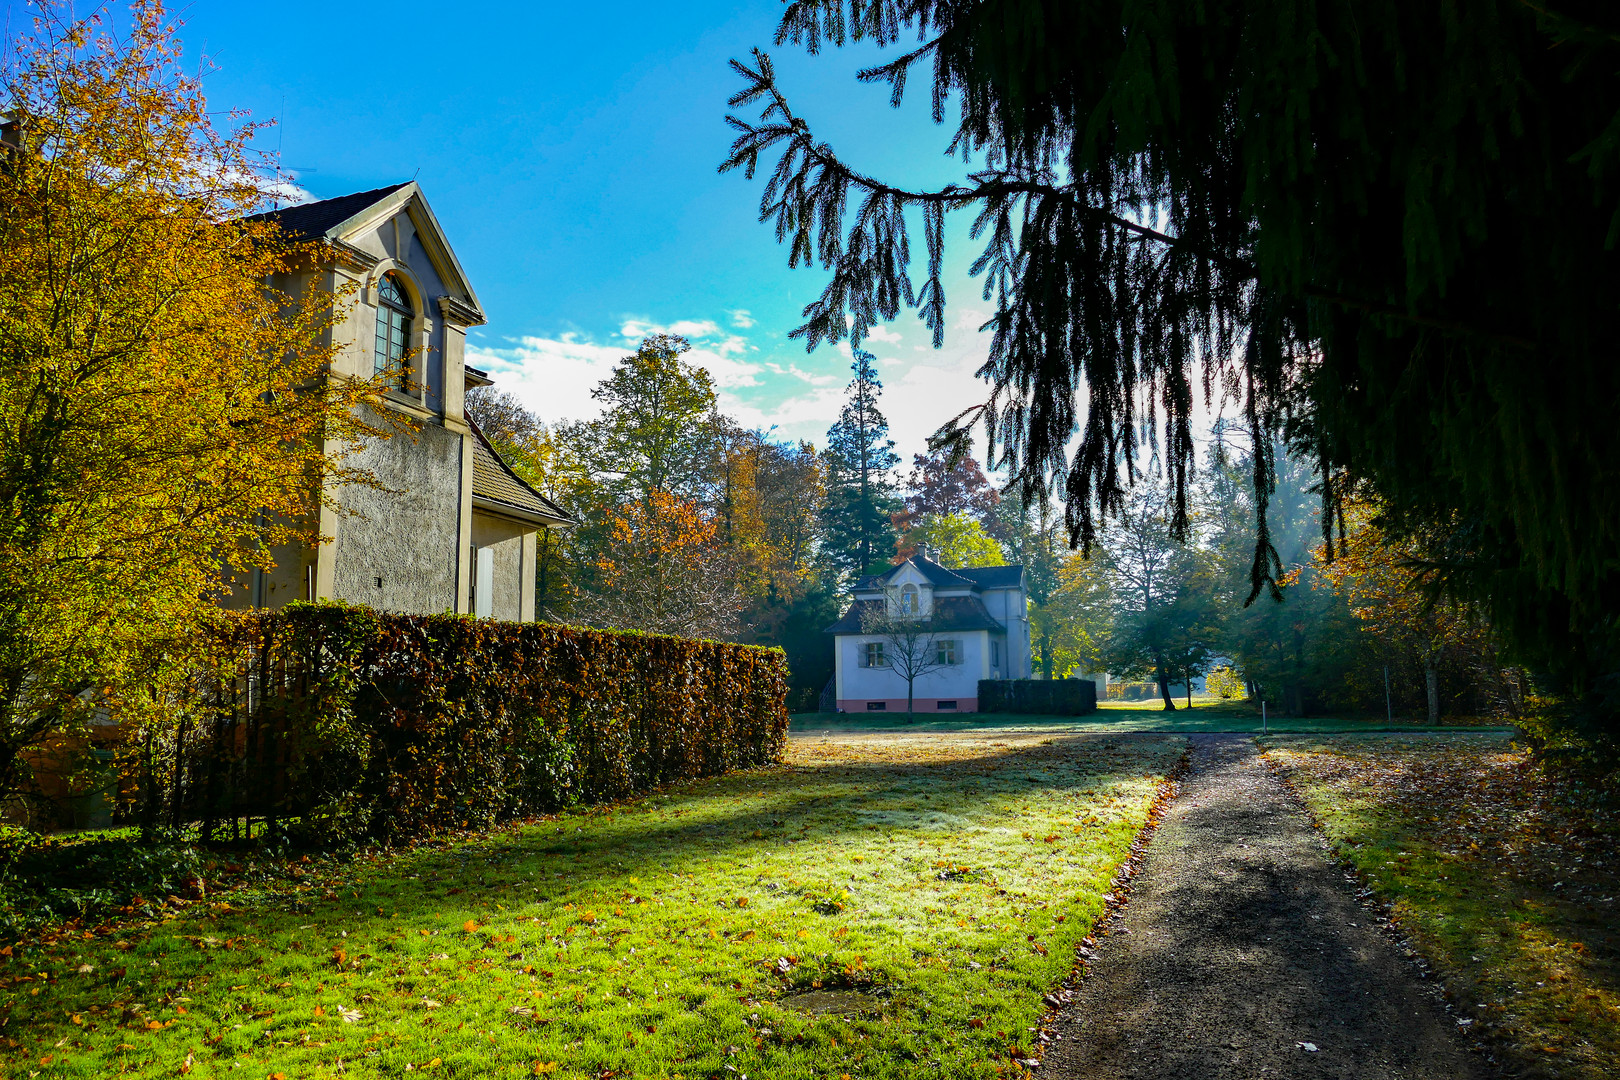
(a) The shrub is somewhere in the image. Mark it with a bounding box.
[125,604,789,845]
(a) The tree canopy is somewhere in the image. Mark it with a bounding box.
[722,0,1620,733]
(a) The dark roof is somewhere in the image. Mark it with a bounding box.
[853,555,1019,592]
[244,184,409,241]
[469,423,573,525]
[824,595,1003,635]
[952,565,1024,589]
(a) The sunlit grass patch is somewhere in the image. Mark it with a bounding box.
[1,732,1182,1079]
[1265,734,1620,1079]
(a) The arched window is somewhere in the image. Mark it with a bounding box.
[374,271,412,384]
[900,583,920,615]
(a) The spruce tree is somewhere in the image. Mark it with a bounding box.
[721,1,1620,738]
[821,350,900,579]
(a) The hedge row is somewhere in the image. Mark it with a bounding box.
[978,678,1098,716]
[134,604,789,844]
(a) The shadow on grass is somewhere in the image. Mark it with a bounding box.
[1,731,1187,1080]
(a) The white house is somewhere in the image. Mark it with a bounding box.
[825,554,1031,713]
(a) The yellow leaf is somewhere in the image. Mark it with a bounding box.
[534,1063,558,1075]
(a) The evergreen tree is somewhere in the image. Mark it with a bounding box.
[723,0,1620,740]
[820,350,900,578]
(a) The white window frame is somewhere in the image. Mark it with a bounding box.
[862,641,887,668]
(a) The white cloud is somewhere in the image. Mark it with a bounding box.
[728,309,756,329]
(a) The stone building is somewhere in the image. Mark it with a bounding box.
[229,182,571,620]
[825,554,1031,713]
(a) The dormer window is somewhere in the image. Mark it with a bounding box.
[374,271,412,385]
[899,583,920,615]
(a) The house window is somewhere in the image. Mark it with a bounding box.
[937,700,958,710]
[992,639,1001,667]
[862,642,887,667]
[374,271,412,385]
[900,583,920,614]
[936,639,959,665]
[866,701,887,711]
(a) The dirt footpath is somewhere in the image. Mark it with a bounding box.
[1045,734,1490,1080]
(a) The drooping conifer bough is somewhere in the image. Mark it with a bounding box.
[719,0,1620,732]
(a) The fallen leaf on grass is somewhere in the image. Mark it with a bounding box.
[338,1007,362,1024]
[1297,1042,1318,1052]
[534,1063,557,1075]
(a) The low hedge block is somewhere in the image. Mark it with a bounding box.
[977,679,1098,716]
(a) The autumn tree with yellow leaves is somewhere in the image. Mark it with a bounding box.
[0,3,388,804]
[1317,499,1519,724]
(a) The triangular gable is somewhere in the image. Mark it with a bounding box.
[253,183,484,317]
[321,183,483,316]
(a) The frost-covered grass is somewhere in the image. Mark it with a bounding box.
[0,732,1182,1080]
[1266,734,1620,1079]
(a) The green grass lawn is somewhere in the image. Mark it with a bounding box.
[1265,733,1620,1079]
[791,698,1510,735]
[0,731,1183,1080]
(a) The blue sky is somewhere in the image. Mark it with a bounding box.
[118,0,1010,462]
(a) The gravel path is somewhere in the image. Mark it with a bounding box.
[1045,733,1489,1080]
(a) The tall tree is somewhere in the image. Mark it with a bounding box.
[893,450,1000,537]
[567,335,716,503]
[0,2,388,802]
[1100,487,1212,710]
[820,350,899,579]
[723,1,1620,739]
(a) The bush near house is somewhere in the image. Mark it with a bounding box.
[125,603,789,846]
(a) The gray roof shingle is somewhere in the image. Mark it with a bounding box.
[244,184,409,241]
[470,423,573,525]
[824,595,1003,635]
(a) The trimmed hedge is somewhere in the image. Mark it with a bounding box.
[978,679,1098,716]
[133,604,789,844]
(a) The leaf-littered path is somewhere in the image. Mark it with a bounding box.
[0,732,1181,1079]
[1045,734,1489,1080]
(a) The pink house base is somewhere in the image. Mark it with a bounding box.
[836,697,978,715]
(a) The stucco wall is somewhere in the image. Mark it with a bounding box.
[330,416,463,613]
[835,630,988,702]
[471,513,531,623]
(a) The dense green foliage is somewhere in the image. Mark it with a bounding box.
[723,0,1620,738]
[127,604,788,846]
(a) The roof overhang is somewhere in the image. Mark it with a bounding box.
[473,494,572,529]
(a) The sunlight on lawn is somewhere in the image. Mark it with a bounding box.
[2,733,1182,1079]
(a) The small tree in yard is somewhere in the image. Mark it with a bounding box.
[859,604,948,721]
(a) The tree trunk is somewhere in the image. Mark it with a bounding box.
[1154,652,1177,711]
[1185,669,1192,709]
[1425,664,1440,725]
[907,677,915,723]
[1040,631,1053,679]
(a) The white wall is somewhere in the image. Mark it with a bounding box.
[836,631,988,701]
